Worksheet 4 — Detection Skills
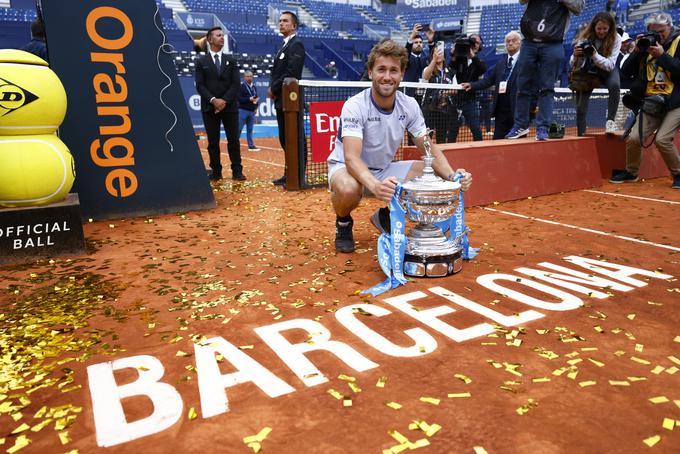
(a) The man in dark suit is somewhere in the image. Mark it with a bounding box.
[461,31,521,140]
[269,11,305,186]
[195,26,245,181]
[21,19,48,62]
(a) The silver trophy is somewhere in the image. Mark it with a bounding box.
[398,135,464,278]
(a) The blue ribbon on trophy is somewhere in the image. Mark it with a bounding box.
[435,173,478,260]
[363,184,409,296]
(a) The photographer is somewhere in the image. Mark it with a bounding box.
[448,34,486,142]
[611,12,680,188]
[570,12,622,136]
[404,24,435,83]
[422,43,454,142]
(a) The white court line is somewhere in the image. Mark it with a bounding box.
[483,207,680,252]
[583,189,680,205]
[242,157,284,167]
[241,144,283,152]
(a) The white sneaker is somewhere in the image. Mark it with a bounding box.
[605,120,617,134]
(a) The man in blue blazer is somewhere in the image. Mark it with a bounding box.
[195,27,245,181]
[461,31,521,140]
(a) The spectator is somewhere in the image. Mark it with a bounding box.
[617,32,636,89]
[462,31,523,140]
[506,0,585,141]
[268,11,305,187]
[570,12,622,135]
[404,24,434,82]
[422,44,454,142]
[326,61,338,79]
[195,27,245,181]
[238,70,260,151]
[448,34,486,142]
[612,12,680,188]
[21,19,48,62]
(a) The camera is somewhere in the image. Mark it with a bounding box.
[453,35,474,58]
[637,32,661,53]
[578,40,596,57]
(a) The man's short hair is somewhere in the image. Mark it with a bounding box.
[281,11,299,28]
[30,19,45,39]
[244,70,253,76]
[367,39,408,71]
[645,12,673,28]
[413,35,423,42]
[206,26,222,40]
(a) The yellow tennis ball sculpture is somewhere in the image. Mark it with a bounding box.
[0,49,75,207]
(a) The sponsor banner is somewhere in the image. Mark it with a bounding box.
[175,12,216,30]
[397,0,464,12]
[178,75,277,131]
[432,17,464,31]
[309,101,344,163]
[41,0,215,219]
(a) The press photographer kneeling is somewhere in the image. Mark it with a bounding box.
[612,12,680,188]
[569,12,621,136]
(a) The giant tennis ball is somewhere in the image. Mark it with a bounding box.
[0,49,67,135]
[0,133,75,207]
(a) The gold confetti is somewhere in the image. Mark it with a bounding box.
[348,382,362,393]
[447,392,471,398]
[651,366,666,375]
[674,336,680,343]
[532,377,551,383]
[11,423,30,435]
[665,367,679,375]
[631,356,651,365]
[386,401,402,410]
[419,397,441,405]
[473,447,489,454]
[175,350,191,357]
[376,376,387,388]
[642,435,660,447]
[58,431,71,445]
[338,374,356,382]
[238,345,254,350]
[327,389,343,400]
[627,314,636,320]
[388,430,409,445]
[343,398,353,407]
[609,380,630,386]
[662,418,675,431]
[454,374,472,384]
[188,407,198,420]
[243,427,272,445]
[628,376,647,382]
[581,347,598,352]
[516,398,538,415]
[6,435,30,454]
[635,344,644,353]
[588,358,605,367]
[579,381,597,388]
[649,396,669,404]
[668,356,680,366]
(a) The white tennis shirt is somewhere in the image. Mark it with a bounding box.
[327,88,428,171]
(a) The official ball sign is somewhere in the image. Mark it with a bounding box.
[310,101,344,163]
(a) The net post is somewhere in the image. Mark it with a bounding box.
[283,78,301,191]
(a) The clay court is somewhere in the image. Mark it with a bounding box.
[1,137,680,454]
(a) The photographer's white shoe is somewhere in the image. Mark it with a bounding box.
[605,120,617,134]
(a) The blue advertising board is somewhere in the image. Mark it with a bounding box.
[42,0,215,219]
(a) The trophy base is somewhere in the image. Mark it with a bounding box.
[403,250,463,278]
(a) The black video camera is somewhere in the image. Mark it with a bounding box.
[453,35,475,58]
[637,32,661,53]
[578,39,596,57]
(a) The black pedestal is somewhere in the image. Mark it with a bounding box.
[0,193,86,265]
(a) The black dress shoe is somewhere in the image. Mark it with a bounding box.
[207,170,223,181]
[233,174,247,181]
[272,175,286,186]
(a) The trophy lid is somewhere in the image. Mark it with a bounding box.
[401,133,461,192]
